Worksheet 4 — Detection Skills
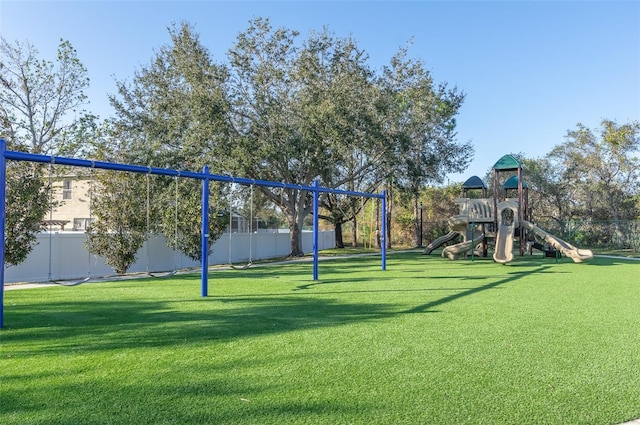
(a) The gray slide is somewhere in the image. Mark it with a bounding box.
[442,233,485,260]
[423,231,459,254]
[521,221,593,263]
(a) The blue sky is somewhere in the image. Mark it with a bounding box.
[1,1,639,182]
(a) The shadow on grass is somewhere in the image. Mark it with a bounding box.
[405,266,552,313]
[4,257,564,356]
[3,296,395,356]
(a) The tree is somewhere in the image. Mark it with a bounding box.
[420,183,462,245]
[159,178,228,262]
[0,37,90,155]
[0,37,90,266]
[228,18,393,255]
[519,156,580,230]
[549,119,640,222]
[3,142,49,266]
[227,18,316,257]
[299,29,387,248]
[105,23,230,261]
[379,46,472,247]
[88,169,147,274]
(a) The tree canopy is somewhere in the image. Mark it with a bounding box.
[227,18,398,254]
[523,119,640,225]
[0,37,91,155]
[1,19,474,265]
[95,23,230,265]
[1,37,90,265]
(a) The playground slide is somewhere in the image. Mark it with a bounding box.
[493,201,518,264]
[448,215,469,232]
[493,221,516,264]
[442,233,485,260]
[423,231,459,254]
[521,221,593,263]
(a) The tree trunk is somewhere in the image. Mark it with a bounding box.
[413,194,421,247]
[289,221,304,257]
[289,192,310,257]
[334,221,345,248]
[351,215,358,247]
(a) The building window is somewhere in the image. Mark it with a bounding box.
[62,180,72,200]
[73,217,94,231]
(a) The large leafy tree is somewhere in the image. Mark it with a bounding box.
[549,119,640,222]
[0,37,90,266]
[82,121,146,274]
[88,169,147,274]
[0,37,90,155]
[101,23,229,263]
[379,47,472,247]
[519,156,581,231]
[227,18,313,257]
[298,30,388,248]
[228,18,394,255]
[3,143,49,266]
[520,120,639,248]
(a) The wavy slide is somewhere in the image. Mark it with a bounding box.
[442,233,485,260]
[423,231,459,255]
[521,221,593,263]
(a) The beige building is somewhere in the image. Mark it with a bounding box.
[44,174,271,233]
[45,174,93,231]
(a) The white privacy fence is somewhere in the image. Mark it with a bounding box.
[6,230,335,284]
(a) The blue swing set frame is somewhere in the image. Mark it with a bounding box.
[0,139,386,328]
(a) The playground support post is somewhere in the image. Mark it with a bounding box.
[201,166,210,297]
[0,140,6,329]
[313,180,319,281]
[381,190,387,270]
[471,222,476,262]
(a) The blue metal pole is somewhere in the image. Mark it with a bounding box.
[201,166,210,297]
[312,180,319,281]
[0,139,6,329]
[381,190,387,271]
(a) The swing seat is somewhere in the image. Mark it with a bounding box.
[52,276,91,286]
[147,270,177,278]
[230,262,253,270]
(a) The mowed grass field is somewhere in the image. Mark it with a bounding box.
[1,252,639,425]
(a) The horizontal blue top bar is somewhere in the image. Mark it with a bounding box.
[2,144,383,199]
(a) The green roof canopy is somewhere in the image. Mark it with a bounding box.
[493,154,521,171]
[503,175,528,190]
[462,175,486,190]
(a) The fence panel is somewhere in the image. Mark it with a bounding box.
[5,230,336,284]
[533,219,640,252]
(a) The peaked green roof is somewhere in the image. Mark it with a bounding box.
[462,175,486,189]
[503,175,528,189]
[493,154,521,171]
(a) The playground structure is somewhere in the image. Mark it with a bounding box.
[424,154,594,264]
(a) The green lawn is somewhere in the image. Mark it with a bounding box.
[1,252,639,425]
